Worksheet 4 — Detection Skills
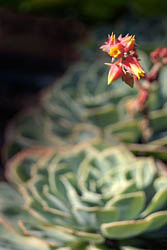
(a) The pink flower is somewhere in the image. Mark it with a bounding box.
[123,56,145,80]
[150,47,167,63]
[100,33,135,58]
[100,33,145,87]
[100,33,117,53]
[107,63,123,85]
[100,33,124,58]
[106,56,144,86]
[118,34,135,52]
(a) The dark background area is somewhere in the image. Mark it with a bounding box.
[0,7,86,172]
[0,0,167,175]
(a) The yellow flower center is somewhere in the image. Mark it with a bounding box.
[130,64,145,79]
[109,45,122,58]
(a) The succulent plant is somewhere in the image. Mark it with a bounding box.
[4,50,167,161]
[0,141,167,249]
[2,59,131,159]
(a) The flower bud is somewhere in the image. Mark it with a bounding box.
[119,34,135,52]
[108,64,123,85]
[123,56,145,79]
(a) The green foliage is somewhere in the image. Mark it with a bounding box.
[131,0,167,16]
[4,50,167,161]
[0,142,167,249]
[0,0,124,22]
[1,0,167,23]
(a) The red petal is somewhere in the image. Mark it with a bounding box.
[108,64,123,85]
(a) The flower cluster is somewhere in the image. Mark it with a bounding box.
[150,47,167,63]
[100,33,145,87]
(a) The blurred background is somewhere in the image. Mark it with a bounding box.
[0,0,167,174]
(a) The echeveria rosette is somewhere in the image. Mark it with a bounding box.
[100,33,145,87]
[3,51,167,162]
[0,142,167,249]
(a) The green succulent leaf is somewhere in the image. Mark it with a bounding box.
[129,158,156,189]
[145,211,167,232]
[1,142,167,249]
[4,49,167,162]
[154,177,167,191]
[75,231,104,243]
[0,221,50,250]
[105,192,145,220]
[101,219,150,239]
[96,207,119,225]
[86,104,119,128]
[141,188,167,216]
[106,120,141,144]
